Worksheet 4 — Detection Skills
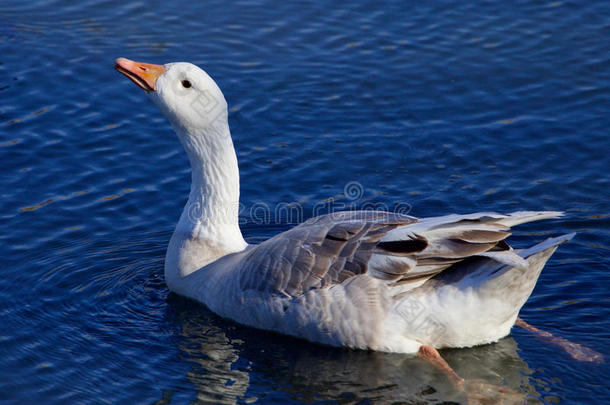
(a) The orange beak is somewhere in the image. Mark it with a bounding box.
[114,57,166,92]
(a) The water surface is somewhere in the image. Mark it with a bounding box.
[1,0,609,403]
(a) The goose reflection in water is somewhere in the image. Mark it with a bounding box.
[165,295,542,405]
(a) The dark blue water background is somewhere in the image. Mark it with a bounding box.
[1,0,609,403]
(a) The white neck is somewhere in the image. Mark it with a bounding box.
[165,118,247,284]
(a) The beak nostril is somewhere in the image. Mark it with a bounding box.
[139,66,148,71]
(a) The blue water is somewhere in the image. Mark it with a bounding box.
[1,0,609,403]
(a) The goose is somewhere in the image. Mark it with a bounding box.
[115,58,600,388]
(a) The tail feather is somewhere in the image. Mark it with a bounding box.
[463,233,574,298]
[516,232,575,257]
[396,232,574,348]
[479,232,574,273]
[379,211,567,291]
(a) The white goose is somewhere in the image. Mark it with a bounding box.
[115,58,598,386]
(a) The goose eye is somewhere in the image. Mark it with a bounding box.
[181,80,192,88]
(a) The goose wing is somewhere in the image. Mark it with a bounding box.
[237,210,563,298]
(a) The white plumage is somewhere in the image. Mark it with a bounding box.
[115,58,573,354]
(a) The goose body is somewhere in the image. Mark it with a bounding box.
[116,58,573,354]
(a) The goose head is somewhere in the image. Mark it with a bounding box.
[114,57,228,137]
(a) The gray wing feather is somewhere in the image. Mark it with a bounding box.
[238,210,562,298]
[239,211,417,296]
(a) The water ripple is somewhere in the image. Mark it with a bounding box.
[1,0,609,403]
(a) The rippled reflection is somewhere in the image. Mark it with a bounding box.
[167,296,542,404]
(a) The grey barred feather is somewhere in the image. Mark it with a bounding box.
[239,211,416,296]
[237,210,562,299]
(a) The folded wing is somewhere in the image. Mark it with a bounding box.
[237,210,563,298]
